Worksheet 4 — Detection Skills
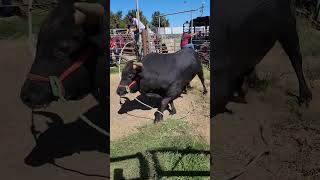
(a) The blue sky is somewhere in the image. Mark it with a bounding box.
[110,0,210,27]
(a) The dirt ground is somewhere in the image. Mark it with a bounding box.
[212,44,320,179]
[0,39,108,179]
[110,69,210,143]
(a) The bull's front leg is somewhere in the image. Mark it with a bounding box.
[169,101,176,115]
[154,97,172,123]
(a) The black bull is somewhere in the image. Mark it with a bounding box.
[117,48,208,123]
[211,0,313,117]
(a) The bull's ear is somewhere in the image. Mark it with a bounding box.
[133,62,143,70]
[73,2,104,25]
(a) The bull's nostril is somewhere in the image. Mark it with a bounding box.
[20,92,34,107]
[21,95,31,104]
[116,89,121,95]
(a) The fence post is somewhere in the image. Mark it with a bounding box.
[142,30,148,56]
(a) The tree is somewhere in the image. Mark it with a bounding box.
[123,9,149,27]
[110,11,126,29]
[151,11,170,27]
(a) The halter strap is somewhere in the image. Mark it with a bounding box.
[118,77,140,93]
[27,47,93,101]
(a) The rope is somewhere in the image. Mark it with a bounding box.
[122,96,195,120]
[118,41,135,79]
[134,97,164,116]
[79,114,109,136]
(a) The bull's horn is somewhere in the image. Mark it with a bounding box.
[133,62,143,70]
[74,10,87,25]
[73,3,104,25]
[133,62,143,67]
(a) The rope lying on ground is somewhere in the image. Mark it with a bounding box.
[79,114,109,136]
[129,97,195,120]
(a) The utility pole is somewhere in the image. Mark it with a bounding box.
[200,0,205,16]
[136,0,140,32]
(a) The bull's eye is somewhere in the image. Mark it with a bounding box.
[128,74,134,79]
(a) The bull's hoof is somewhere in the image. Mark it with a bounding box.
[231,96,247,104]
[299,88,312,108]
[154,113,163,123]
[154,119,162,124]
[211,107,233,117]
[203,90,208,95]
[169,109,176,115]
[186,85,193,90]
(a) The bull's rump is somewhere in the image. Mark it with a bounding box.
[140,49,200,91]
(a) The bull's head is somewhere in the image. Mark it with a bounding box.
[116,61,142,96]
[20,1,105,109]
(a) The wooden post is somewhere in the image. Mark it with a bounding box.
[142,30,148,56]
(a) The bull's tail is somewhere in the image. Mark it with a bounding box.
[193,50,207,94]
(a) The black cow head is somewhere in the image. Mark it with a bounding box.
[116,61,142,96]
[20,1,105,109]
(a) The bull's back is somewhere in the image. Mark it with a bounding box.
[142,49,198,75]
[214,0,294,75]
[140,49,200,90]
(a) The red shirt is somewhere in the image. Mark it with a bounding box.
[180,33,192,47]
[110,37,116,49]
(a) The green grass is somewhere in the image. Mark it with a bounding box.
[202,66,210,81]
[110,119,210,180]
[0,12,46,39]
[297,18,320,57]
[110,66,119,74]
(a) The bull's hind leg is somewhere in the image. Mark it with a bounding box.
[197,68,208,95]
[279,24,312,106]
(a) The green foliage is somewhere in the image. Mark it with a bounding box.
[110,9,149,29]
[151,11,170,27]
[123,9,149,27]
[110,11,126,28]
[0,13,45,39]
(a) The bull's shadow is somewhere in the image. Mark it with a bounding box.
[111,147,210,179]
[118,94,174,115]
[24,105,109,169]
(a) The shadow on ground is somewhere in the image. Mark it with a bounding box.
[118,94,179,115]
[111,147,210,179]
[24,105,109,178]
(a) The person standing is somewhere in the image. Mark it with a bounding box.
[180,31,196,50]
[126,15,146,43]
